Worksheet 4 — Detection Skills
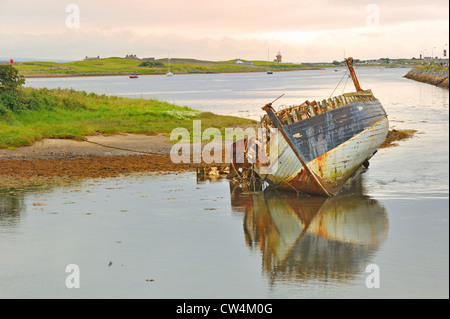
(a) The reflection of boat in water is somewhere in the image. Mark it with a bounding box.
[230,178,389,283]
[0,190,24,228]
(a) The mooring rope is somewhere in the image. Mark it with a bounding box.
[342,72,350,94]
[329,70,349,99]
[85,140,161,155]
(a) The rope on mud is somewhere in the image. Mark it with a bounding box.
[85,140,161,155]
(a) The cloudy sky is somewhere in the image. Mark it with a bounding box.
[0,0,448,62]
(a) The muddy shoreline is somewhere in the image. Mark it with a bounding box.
[0,130,415,185]
[0,134,227,187]
[0,154,194,179]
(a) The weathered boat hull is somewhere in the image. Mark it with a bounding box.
[255,98,389,195]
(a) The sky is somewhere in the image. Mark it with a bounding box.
[0,0,448,62]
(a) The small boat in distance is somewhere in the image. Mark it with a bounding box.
[267,49,273,74]
[166,53,173,77]
[129,74,139,79]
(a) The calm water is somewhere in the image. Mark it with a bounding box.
[1,68,448,298]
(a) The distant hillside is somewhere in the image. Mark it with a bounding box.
[6,57,310,77]
[0,57,75,63]
[2,56,426,77]
[155,58,222,64]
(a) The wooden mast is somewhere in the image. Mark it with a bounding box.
[345,57,363,92]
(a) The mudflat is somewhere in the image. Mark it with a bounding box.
[0,129,414,182]
[0,134,201,182]
[0,134,174,160]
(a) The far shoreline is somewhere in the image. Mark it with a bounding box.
[20,65,412,79]
[21,68,323,79]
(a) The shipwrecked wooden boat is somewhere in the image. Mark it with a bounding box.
[233,57,389,196]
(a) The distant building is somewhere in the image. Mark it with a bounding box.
[125,54,155,61]
[276,51,282,63]
[234,59,253,65]
[84,55,100,60]
[125,54,139,60]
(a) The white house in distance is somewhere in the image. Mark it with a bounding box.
[84,55,100,60]
[234,59,253,65]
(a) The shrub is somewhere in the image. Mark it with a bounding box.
[0,87,43,113]
[0,65,25,92]
[0,90,28,112]
[0,100,9,116]
[138,61,165,68]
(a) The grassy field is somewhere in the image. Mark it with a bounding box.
[8,57,313,76]
[13,57,160,75]
[0,87,256,149]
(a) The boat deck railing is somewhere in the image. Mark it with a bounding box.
[262,90,377,127]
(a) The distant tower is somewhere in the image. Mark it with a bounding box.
[276,51,282,63]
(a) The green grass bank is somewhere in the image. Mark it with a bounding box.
[0,87,256,149]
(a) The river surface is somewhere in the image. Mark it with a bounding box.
[0,68,448,299]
